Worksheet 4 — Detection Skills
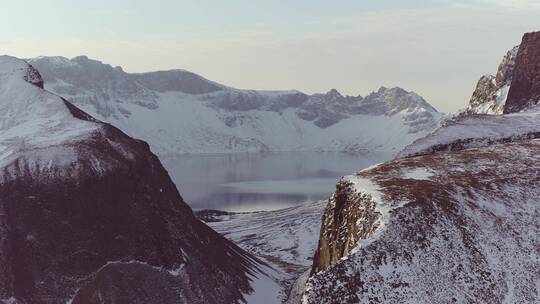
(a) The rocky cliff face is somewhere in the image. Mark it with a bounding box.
[504,31,540,113]
[28,56,444,155]
[466,31,540,115]
[465,46,518,114]
[0,56,261,304]
[310,180,379,275]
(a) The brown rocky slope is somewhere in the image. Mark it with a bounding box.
[304,138,539,303]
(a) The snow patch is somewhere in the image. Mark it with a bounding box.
[402,167,434,180]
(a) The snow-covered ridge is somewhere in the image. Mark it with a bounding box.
[399,32,540,159]
[28,56,444,155]
[0,56,104,180]
[304,139,540,303]
[396,109,540,158]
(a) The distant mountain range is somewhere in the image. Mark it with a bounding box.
[28,56,444,156]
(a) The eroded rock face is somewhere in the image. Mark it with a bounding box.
[465,46,518,114]
[466,31,540,115]
[310,180,378,274]
[0,56,258,304]
[505,31,540,113]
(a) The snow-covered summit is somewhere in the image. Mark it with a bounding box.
[0,56,101,176]
[29,56,444,155]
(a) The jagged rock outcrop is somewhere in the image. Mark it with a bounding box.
[466,31,540,114]
[465,46,518,114]
[0,56,262,304]
[28,56,444,155]
[504,31,540,113]
[304,32,540,303]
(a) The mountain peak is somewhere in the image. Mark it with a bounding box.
[365,86,438,114]
[0,55,45,89]
[376,86,407,94]
[325,88,342,97]
[27,55,443,153]
[0,55,42,85]
[504,30,540,113]
[71,55,90,61]
[0,55,100,173]
[466,31,540,115]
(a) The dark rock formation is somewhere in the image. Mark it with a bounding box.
[505,31,540,113]
[466,31,540,115]
[465,46,518,114]
[0,56,260,304]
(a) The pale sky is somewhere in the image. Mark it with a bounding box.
[1,0,539,112]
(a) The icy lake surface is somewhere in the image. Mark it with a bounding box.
[161,152,390,212]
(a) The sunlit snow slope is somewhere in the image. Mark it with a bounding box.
[29,56,444,156]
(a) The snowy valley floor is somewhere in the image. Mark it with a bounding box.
[198,201,326,303]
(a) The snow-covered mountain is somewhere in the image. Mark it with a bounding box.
[28,56,444,156]
[302,31,540,303]
[0,56,272,304]
[304,139,540,303]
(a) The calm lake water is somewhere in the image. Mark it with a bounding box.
[161,152,390,212]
